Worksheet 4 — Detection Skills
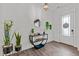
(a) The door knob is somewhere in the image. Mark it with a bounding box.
[71,29,74,32]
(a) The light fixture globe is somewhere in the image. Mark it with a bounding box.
[43,3,48,11]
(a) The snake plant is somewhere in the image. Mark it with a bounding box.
[14,32,21,47]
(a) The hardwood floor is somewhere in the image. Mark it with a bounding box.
[10,41,79,56]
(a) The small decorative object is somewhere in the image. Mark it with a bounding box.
[43,31,45,34]
[45,21,52,30]
[31,28,35,35]
[31,28,34,33]
[14,32,21,51]
[45,21,49,30]
[3,20,13,55]
[34,19,40,27]
[63,23,69,28]
[49,25,52,30]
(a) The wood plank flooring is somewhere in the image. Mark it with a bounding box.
[10,41,79,56]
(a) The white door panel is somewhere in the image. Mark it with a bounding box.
[59,8,75,46]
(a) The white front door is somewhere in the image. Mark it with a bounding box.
[59,8,75,46]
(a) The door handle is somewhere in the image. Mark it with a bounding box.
[71,29,74,32]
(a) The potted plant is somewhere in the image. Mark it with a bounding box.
[14,32,21,51]
[31,28,35,35]
[2,20,13,54]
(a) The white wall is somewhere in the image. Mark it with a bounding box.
[0,3,79,56]
[0,3,55,55]
[0,4,34,55]
[48,4,79,49]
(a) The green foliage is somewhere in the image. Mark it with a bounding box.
[45,21,49,30]
[3,20,13,45]
[45,21,52,30]
[3,36,10,45]
[49,25,52,30]
[14,32,21,46]
[4,20,13,31]
[31,28,34,33]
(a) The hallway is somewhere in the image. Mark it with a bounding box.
[10,41,79,56]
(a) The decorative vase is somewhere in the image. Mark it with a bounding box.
[15,45,21,51]
[2,43,13,54]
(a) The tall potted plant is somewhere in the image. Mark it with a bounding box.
[14,32,21,51]
[2,20,13,54]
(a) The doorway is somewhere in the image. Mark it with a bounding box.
[59,8,75,46]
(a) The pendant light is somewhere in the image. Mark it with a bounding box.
[43,3,48,11]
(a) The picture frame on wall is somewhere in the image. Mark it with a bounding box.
[34,19,40,27]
